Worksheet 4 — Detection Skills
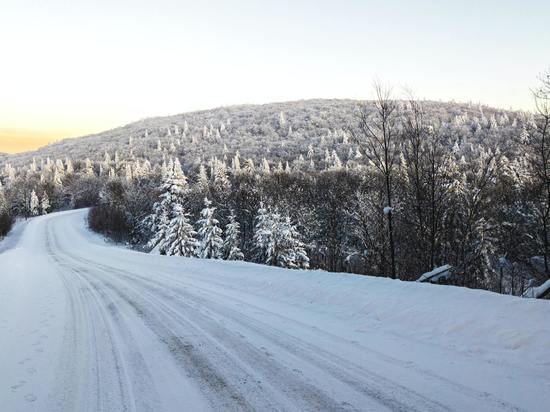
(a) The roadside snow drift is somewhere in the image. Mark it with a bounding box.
[0,209,549,411]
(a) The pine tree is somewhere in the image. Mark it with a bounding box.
[233,151,241,173]
[30,190,39,216]
[148,208,171,254]
[65,158,74,174]
[279,216,309,269]
[196,164,209,192]
[196,197,223,259]
[262,158,271,174]
[243,158,255,174]
[41,191,50,215]
[52,168,63,187]
[212,159,230,191]
[223,211,244,260]
[84,158,94,176]
[253,202,272,263]
[279,111,286,128]
[125,164,133,181]
[265,213,309,269]
[147,159,190,254]
[164,204,197,256]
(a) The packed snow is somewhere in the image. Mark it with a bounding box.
[0,209,549,411]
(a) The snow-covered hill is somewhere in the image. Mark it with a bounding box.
[0,209,548,411]
[2,99,522,170]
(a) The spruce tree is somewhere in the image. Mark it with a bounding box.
[41,191,50,215]
[164,204,197,257]
[148,158,190,254]
[223,211,244,260]
[30,190,39,216]
[253,202,273,263]
[196,197,223,259]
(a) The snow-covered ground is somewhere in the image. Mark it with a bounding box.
[0,209,549,411]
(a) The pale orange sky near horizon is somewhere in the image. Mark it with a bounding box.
[0,128,85,154]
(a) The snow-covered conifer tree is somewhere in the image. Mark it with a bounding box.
[30,190,39,216]
[243,158,255,174]
[233,151,241,173]
[164,204,197,256]
[279,111,286,128]
[307,144,314,159]
[196,197,223,259]
[148,208,171,254]
[253,202,272,263]
[65,158,74,174]
[125,164,133,181]
[223,211,244,260]
[41,191,50,215]
[148,159,192,255]
[196,164,209,192]
[84,158,94,176]
[52,168,63,187]
[213,160,230,191]
[262,158,271,174]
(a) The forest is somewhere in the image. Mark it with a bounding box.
[1,72,549,297]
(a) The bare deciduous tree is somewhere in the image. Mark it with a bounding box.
[350,83,401,279]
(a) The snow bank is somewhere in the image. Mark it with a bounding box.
[93,249,547,375]
[0,218,28,254]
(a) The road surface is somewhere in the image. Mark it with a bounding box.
[0,209,548,411]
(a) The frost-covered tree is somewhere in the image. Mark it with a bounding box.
[279,111,286,128]
[53,168,63,187]
[125,164,133,182]
[147,158,190,254]
[196,163,209,192]
[82,158,94,176]
[65,158,74,174]
[148,208,171,254]
[164,204,197,256]
[223,211,244,260]
[212,159,230,191]
[30,190,39,216]
[233,151,241,173]
[253,202,272,262]
[196,197,223,259]
[41,191,50,215]
[262,158,271,174]
[253,204,309,268]
[243,158,255,174]
[266,214,309,269]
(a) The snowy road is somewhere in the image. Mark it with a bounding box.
[1,210,549,411]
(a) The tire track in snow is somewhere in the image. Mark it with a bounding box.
[55,245,453,411]
[45,220,162,412]
[56,249,351,411]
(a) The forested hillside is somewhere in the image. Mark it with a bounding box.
[2,99,521,171]
[1,78,549,298]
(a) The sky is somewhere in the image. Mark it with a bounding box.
[0,0,548,153]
